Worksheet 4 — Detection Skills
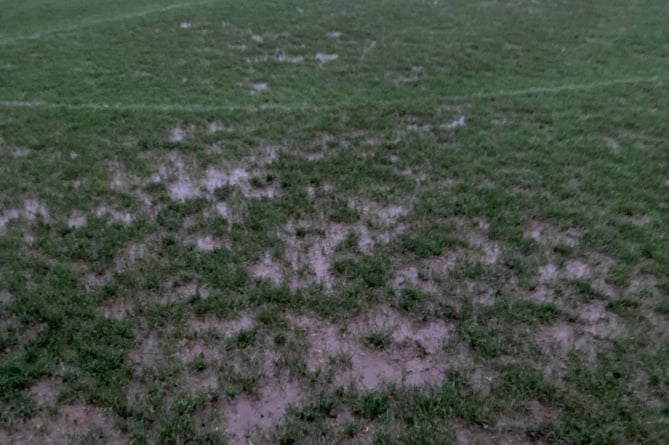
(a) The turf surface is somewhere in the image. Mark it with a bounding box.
[1,0,668,444]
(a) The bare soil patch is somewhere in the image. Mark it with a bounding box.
[288,305,453,389]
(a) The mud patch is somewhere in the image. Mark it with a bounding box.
[536,302,624,370]
[623,214,650,226]
[5,403,125,444]
[98,298,133,320]
[0,290,13,305]
[424,251,459,276]
[524,221,579,247]
[185,368,219,394]
[114,241,148,273]
[289,306,453,389]
[12,147,31,158]
[280,218,403,290]
[161,280,210,305]
[251,252,283,285]
[603,135,621,153]
[177,338,222,363]
[129,332,162,369]
[29,378,60,407]
[564,254,615,296]
[281,222,349,290]
[195,235,223,251]
[23,199,49,222]
[221,381,304,445]
[347,199,409,226]
[187,313,255,336]
[387,66,423,85]
[392,265,438,296]
[539,263,559,282]
[169,177,199,202]
[208,121,223,133]
[565,259,590,280]
[578,300,625,338]
[162,151,280,202]
[94,205,134,225]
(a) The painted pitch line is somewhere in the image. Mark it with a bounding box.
[468,75,663,99]
[0,75,663,114]
[0,0,215,46]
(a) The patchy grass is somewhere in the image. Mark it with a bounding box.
[1,0,669,443]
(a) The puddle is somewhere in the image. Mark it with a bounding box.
[275,53,304,63]
[169,126,186,142]
[67,211,87,229]
[315,53,338,63]
[23,200,49,222]
[282,222,350,290]
[251,82,270,93]
[443,116,466,129]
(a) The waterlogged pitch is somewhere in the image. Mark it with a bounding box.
[1,1,668,443]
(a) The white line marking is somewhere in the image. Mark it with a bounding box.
[468,76,663,99]
[0,76,663,113]
[0,0,215,46]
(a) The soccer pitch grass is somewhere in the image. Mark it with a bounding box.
[1,0,668,443]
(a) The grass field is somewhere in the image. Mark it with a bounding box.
[1,0,669,443]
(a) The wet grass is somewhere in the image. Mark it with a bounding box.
[1,0,669,444]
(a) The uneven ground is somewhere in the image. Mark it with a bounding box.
[1,0,668,444]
